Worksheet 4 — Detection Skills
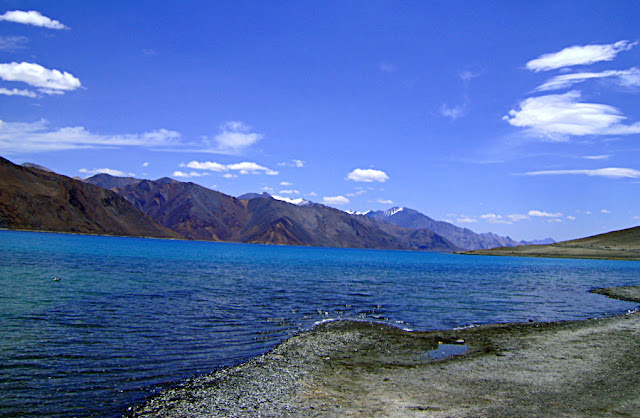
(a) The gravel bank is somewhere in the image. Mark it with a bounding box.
[129,286,640,417]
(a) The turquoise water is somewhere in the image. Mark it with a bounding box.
[1,230,638,417]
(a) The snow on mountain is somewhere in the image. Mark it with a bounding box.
[345,210,372,216]
[273,195,312,206]
[383,207,405,217]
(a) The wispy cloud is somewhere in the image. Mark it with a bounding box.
[376,198,393,204]
[172,171,209,178]
[379,62,396,73]
[524,167,640,179]
[440,103,466,121]
[582,155,609,160]
[0,119,181,154]
[346,168,389,183]
[0,35,28,51]
[278,159,304,168]
[0,62,81,95]
[0,10,67,29]
[181,160,278,176]
[526,41,637,72]
[323,195,350,205]
[601,209,611,214]
[278,189,300,195]
[504,91,640,140]
[480,213,512,224]
[0,87,38,98]
[536,67,640,92]
[456,216,477,224]
[79,168,132,177]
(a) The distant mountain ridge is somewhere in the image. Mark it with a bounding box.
[365,207,554,250]
[84,174,460,251]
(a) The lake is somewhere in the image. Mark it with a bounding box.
[1,230,638,417]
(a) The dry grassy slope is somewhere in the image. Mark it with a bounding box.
[466,225,640,260]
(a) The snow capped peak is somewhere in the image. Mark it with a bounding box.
[345,209,372,216]
[383,207,405,217]
[273,195,312,206]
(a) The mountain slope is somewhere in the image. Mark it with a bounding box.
[466,226,640,260]
[366,207,524,250]
[0,157,180,239]
[116,180,249,241]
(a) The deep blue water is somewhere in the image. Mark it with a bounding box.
[0,230,638,417]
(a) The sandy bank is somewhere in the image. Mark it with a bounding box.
[130,286,640,417]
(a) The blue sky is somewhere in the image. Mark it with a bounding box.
[1,1,639,241]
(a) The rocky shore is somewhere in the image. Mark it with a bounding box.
[130,286,640,417]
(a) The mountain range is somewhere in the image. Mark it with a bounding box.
[364,207,554,250]
[0,155,558,252]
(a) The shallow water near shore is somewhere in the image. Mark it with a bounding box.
[1,230,638,417]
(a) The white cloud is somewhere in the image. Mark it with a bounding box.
[524,167,640,179]
[528,210,563,218]
[536,67,640,92]
[280,181,293,186]
[79,168,131,177]
[202,121,262,154]
[0,119,181,154]
[182,160,278,176]
[0,62,81,94]
[504,91,640,140]
[0,35,28,51]
[376,198,393,204]
[0,10,67,29]
[456,216,477,224]
[182,161,227,172]
[172,171,209,178]
[279,189,300,195]
[223,173,237,179]
[526,41,637,72]
[440,104,466,120]
[323,196,350,205]
[601,209,611,214]
[142,162,149,167]
[480,213,512,224]
[567,215,576,221]
[0,87,37,98]
[227,162,278,175]
[347,168,389,183]
[547,218,563,223]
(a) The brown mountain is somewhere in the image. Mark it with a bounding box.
[465,226,640,260]
[0,157,180,239]
[95,175,459,251]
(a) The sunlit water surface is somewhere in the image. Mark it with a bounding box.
[1,230,638,417]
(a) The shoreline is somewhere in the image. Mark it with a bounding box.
[129,286,640,417]
[461,246,640,261]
